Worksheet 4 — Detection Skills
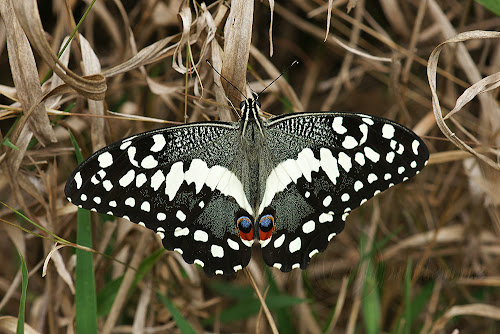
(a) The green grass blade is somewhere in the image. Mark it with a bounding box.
[475,0,500,16]
[16,250,28,334]
[360,235,381,334]
[157,292,197,334]
[403,260,413,334]
[69,130,98,334]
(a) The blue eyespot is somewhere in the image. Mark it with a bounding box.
[237,216,253,233]
[259,214,274,232]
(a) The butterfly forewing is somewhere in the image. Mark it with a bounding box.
[258,112,429,271]
[65,123,253,276]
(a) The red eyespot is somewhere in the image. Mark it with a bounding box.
[237,216,254,241]
[258,214,275,241]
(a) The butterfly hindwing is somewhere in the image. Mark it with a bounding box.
[65,123,253,276]
[259,112,429,271]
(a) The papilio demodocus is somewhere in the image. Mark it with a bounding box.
[65,95,429,276]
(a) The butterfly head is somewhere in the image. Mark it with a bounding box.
[239,93,261,120]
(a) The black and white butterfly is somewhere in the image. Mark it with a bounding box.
[65,94,429,276]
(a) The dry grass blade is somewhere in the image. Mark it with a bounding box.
[0,0,56,146]
[222,0,254,106]
[0,316,41,334]
[430,304,500,334]
[244,269,279,334]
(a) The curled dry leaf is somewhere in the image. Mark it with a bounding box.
[427,30,500,171]
[12,0,106,100]
[42,244,75,294]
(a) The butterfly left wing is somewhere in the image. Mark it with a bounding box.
[258,112,429,272]
[65,123,253,276]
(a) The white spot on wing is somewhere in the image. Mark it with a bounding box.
[302,220,315,234]
[332,117,347,134]
[136,173,147,188]
[165,162,184,201]
[309,249,319,258]
[141,155,158,169]
[289,237,301,253]
[341,193,350,202]
[342,136,358,149]
[274,234,285,248]
[354,180,363,191]
[176,210,186,222]
[211,245,224,258]
[386,151,395,163]
[98,152,113,168]
[338,152,352,172]
[328,233,337,241]
[103,180,113,191]
[194,230,208,242]
[382,124,395,139]
[150,134,166,152]
[109,200,117,207]
[319,213,333,223]
[174,227,189,237]
[151,170,164,191]
[412,140,420,155]
[194,259,204,267]
[227,239,240,251]
[367,173,378,183]
[157,212,166,221]
[127,146,139,167]
[359,123,369,144]
[74,172,82,189]
[125,197,135,207]
[355,152,365,166]
[120,141,132,150]
[141,201,150,212]
[362,117,374,125]
[119,170,135,187]
[364,147,380,163]
[323,195,332,207]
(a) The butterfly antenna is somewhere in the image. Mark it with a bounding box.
[206,60,247,100]
[258,60,299,97]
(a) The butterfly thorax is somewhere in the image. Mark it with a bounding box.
[239,97,266,212]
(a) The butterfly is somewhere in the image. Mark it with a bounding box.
[65,94,429,276]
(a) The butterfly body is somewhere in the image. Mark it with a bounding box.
[65,97,428,276]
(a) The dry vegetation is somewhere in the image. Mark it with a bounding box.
[0,0,499,333]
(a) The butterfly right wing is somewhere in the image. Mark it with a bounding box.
[65,122,253,276]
